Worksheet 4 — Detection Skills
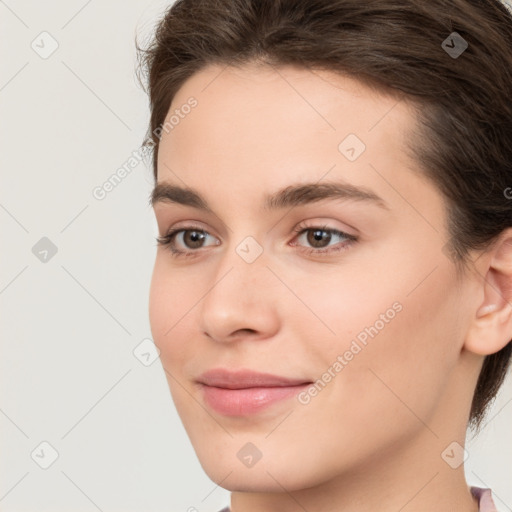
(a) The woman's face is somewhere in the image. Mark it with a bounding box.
[149,63,480,493]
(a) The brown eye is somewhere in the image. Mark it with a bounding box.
[306,229,333,248]
[156,226,220,258]
[291,224,358,257]
[181,230,207,249]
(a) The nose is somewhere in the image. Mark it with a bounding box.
[198,240,280,344]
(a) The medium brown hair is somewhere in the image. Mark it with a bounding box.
[136,0,512,433]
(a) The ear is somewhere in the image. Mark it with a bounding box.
[464,228,512,356]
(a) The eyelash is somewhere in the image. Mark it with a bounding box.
[155,223,358,259]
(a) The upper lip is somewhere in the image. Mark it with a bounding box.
[197,369,312,389]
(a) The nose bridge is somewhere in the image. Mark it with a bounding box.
[197,231,278,340]
[207,232,268,303]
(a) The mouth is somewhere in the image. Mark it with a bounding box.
[196,368,313,416]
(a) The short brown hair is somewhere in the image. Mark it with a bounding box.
[136,0,512,433]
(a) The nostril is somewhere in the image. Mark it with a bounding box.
[235,328,257,336]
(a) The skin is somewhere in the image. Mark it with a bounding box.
[148,62,512,512]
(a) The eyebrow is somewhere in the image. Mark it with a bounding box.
[150,180,390,212]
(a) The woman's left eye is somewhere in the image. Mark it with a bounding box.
[291,225,357,255]
[155,224,357,258]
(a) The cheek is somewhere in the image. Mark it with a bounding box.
[284,262,403,360]
[294,254,462,420]
[148,264,199,417]
[148,259,195,365]
[363,290,458,427]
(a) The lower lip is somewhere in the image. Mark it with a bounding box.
[200,383,311,416]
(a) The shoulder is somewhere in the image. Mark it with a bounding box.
[471,486,498,512]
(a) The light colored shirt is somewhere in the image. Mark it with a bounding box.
[217,486,498,511]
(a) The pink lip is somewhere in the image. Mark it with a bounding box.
[197,369,312,416]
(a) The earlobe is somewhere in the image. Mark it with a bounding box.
[464,229,512,356]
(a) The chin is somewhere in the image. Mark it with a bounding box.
[195,445,324,493]
[201,463,295,493]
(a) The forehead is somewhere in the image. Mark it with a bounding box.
[169,61,410,127]
[157,62,426,204]
[159,62,417,166]
[154,63,449,241]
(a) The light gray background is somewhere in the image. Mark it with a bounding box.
[1,1,511,511]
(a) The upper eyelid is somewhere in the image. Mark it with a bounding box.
[161,217,356,235]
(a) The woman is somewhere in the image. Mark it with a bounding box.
[138,0,512,510]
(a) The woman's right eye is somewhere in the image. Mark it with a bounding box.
[155,227,220,258]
